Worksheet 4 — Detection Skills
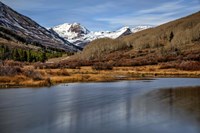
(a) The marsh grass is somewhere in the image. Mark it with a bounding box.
[0,64,200,88]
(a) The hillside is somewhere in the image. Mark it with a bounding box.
[0,1,80,52]
[68,11,200,69]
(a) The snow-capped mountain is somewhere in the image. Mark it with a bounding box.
[0,1,80,52]
[131,25,152,33]
[52,23,90,40]
[51,23,151,48]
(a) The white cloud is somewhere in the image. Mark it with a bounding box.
[138,0,185,14]
[96,12,179,26]
[71,2,117,14]
[96,0,200,26]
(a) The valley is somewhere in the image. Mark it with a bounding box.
[0,1,200,133]
[0,1,200,88]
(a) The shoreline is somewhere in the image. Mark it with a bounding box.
[0,66,200,88]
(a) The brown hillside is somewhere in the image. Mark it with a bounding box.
[123,11,200,50]
[67,11,200,69]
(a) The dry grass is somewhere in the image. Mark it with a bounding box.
[0,65,200,88]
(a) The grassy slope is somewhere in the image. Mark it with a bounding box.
[70,11,200,68]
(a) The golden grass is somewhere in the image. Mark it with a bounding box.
[0,65,200,88]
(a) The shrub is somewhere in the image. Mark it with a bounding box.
[57,69,70,76]
[160,62,179,69]
[23,68,43,80]
[3,60,24,67]
[178,61,200,71]
[184,53,200,61]
[160,61,200,71]
[92,62,113,70]
[63,60,83,69]
[0,66,22,76]
[34,62,60,69]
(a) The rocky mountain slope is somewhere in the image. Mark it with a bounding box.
[0,1,80,52]
[51,23,151,47]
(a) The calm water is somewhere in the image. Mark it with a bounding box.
[0,78,200,133]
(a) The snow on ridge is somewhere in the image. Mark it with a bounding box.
[51,23,151,47]
[131,25,152,33]
[52,22,90,40]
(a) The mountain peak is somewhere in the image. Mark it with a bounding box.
[72,22,80,26]
[51,23,151,48]
[52,23,90,40]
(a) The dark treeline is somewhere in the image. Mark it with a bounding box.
[0,45,63,62]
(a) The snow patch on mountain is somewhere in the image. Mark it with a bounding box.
[52,23,89,40]
[131,25,152,33]
[51,23,151,47]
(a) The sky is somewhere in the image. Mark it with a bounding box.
[1,0,200,31]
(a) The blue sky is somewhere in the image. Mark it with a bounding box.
[1,0,200,31]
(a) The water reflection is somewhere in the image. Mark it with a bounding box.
[0,79,200,133]
[146,86,200,123]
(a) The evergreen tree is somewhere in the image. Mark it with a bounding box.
[4,45,10,59]
[41,51,47,62]
[27,51,30,62]
[23,50,28,62]
[169,31,174,42]
[12,49,17,60]
[4,45,9,53]
[13,49,20,61]
[28,50,33,62]
[1,47,5,60]
[18,49,23,61]
[169,31,174,51]
[15,49,21,61]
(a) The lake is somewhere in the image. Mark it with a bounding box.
[0,78,200,133]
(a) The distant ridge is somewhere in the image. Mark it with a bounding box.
[51,23,151,48]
